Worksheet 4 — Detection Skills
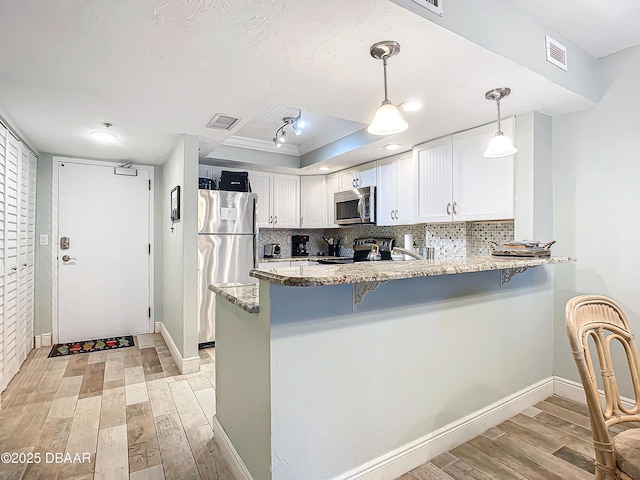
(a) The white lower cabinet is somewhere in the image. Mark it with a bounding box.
[300,176,325,228]
[415,119,515,223]
[376,153,417,226]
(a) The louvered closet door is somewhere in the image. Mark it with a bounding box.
[17,147,29,363]
[25,152,36,356]
[3,132,20,385]
[0,124,7,392]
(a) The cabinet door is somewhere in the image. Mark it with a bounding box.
[338,170,356,191]
[272,174,300,228]
[300,176,326,228]
[375,156,397,226]
[416,136,454,223]
[249,171,273,228]
[357,161,377,188]
[395,153,417,225]
[453,120,514,221]
[326,172,340,228]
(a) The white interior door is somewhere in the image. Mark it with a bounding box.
[0,124,7,392]
[58,161,151,343]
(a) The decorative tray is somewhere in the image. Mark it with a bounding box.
[489,240,556,257]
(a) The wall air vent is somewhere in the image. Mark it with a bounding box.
[408,0,442,16]
[206,114,241,130]
[545,35,568,71]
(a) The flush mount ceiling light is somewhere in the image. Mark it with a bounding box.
[367,41,408,136]
[399,100,423,112]
[483,88,518,158]
[383,143,401,151]
[318,166,330,171]
[91,122,117,143]
[272,110,305,149]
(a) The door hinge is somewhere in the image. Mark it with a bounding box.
[148,179,151,190]
[148,244,151,255]
[148,307,151,318]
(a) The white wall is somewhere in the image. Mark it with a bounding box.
[553,43,640,394]
[264,267,557,479]
[161,135,199,360]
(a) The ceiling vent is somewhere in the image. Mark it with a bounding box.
[408,0,442,16]
[545,35,567,71]
[206,114,241,130]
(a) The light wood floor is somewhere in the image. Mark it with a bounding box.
[3,341,639,480]
[0,334,233,480]
[397,396,640,480]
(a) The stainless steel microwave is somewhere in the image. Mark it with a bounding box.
[334,186,376,225]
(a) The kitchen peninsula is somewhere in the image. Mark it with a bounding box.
[211,256,574,480]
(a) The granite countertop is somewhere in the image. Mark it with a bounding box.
[209,283,259,313]
[258,256,351,263]
[250,256,576,287]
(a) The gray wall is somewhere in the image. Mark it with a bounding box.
[552,44,640,395]
[161,135,199,360]
[265,268,556,479]
[33,154,164,336]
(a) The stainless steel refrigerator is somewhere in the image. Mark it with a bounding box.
[198,190,258,346]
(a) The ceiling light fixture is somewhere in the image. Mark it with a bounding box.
[399,100,423,112]
[483,88,518,158]
[367,41,408,136]
[91,122,117,143]
[383,144,401,151]
[273,110,305,147]
[318,166,330,171]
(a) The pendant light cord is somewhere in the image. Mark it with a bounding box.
[496,97,502,134]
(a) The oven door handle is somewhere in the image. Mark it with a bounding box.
[357,197,365,223]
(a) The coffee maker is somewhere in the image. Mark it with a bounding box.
[292,235,310,257]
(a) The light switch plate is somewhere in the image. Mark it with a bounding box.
[39,234,49,246]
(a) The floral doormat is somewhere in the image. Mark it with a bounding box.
[48,335,135,358]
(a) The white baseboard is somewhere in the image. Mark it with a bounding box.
[154,322,161,334]
[34,335,42,349]
[213,415,254,480]
[333,377,554,480]
[41,333,52,347]
[553,376,636,410]
[159,322,200,374]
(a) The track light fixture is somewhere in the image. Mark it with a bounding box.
[483,88,518,158]
[272,110,305,147]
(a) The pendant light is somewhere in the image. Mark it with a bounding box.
[367,41,408,136]
[484,88,517,158]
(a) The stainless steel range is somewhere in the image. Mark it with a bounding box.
[318,237,394,264]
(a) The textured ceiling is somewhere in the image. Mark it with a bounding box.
[0,0,606,166]
[512,0,640,58]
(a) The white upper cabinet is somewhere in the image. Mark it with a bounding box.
[416,136,454,223]
[300,175,326,229]
[248,171,273,229]
[249,171,300,229]
[376,153,417,226]
[325,172,340,228]
[271,173,300,228]
[338,161,377,190]
[452,120,514,221]
[415,119,515,223]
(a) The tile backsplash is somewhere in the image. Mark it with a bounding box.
[258,221,515,260]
